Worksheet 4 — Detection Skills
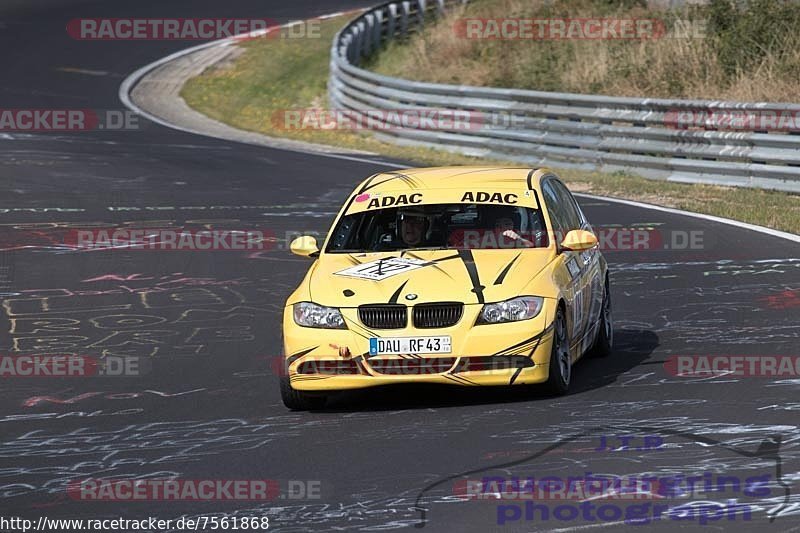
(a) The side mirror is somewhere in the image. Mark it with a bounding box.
[290,236,320,257]
[560,229,598,252]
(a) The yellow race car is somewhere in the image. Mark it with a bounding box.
[281,167,612,409]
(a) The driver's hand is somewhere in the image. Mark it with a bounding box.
[502,229,534,248]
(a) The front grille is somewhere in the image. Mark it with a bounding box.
[358,304,407,329]
[413,302,463,328]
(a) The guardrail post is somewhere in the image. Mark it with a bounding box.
[417,0,427,28]
[361,16,373,58]
[387,4,398,40]
[373,8,385,49]
[400,2,410,37]
[351,25,359,64]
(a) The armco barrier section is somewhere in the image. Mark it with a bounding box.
[329,0,800,192]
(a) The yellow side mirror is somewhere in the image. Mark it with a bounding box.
[560,229,598,251]
[290,236,320,257]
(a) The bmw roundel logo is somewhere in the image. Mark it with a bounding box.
[405,293,418,301]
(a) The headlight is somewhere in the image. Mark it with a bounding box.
[477,296,543,324]
[293,302,346,329]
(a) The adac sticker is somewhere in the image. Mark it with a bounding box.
[335,257,429,281]
[366,193,423,209]
[460,191,518,204]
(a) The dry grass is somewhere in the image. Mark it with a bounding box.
[369,0,800,102]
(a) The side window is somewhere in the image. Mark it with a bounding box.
[551,180,583,231]
[541,180,568,241]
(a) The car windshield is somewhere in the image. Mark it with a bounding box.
[326,203,549,252]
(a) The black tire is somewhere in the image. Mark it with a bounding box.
[280,376,327,410]
[588,279,613,358]
[544,307,571,395]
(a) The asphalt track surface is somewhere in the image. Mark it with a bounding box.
[0,1,799,532]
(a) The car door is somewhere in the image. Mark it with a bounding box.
[550,179,604,355]
[541,178,586,359]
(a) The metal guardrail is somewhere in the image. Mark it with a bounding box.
[329,0,800,192]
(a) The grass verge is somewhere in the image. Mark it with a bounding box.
[181,14,799,235]
[368,0,800,102]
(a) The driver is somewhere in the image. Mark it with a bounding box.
[495,214,534,248]
[398,209,428,246]
[376,208,430,249]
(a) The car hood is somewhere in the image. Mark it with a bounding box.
[308,249,555,306]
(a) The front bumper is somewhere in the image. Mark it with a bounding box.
[281,299,555,391]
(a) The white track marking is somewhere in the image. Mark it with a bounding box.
[118,9,399,168]
[575,193,799,243]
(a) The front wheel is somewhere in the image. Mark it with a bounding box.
[544,307,571,395]
[280,376,327,410]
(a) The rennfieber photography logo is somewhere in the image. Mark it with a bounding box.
[66,18,321,40]
[454,470,774,526]
[0,109,140,132]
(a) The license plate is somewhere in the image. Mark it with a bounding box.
[369,336,452,355]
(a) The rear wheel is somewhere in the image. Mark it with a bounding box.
[589,279,613,358]
[544,307,571,395]
[280,376,327,410]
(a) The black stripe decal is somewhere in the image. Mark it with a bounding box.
[285,345,319,367]
[388,279,409,304]
[509,367,524,385]
[526,169,536,190]
[457,249,485,304]
[493,253,521,285]
[338,173,380,215]
[359,173,381,193]
[492,325,553,356]
[385,171,420,189]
